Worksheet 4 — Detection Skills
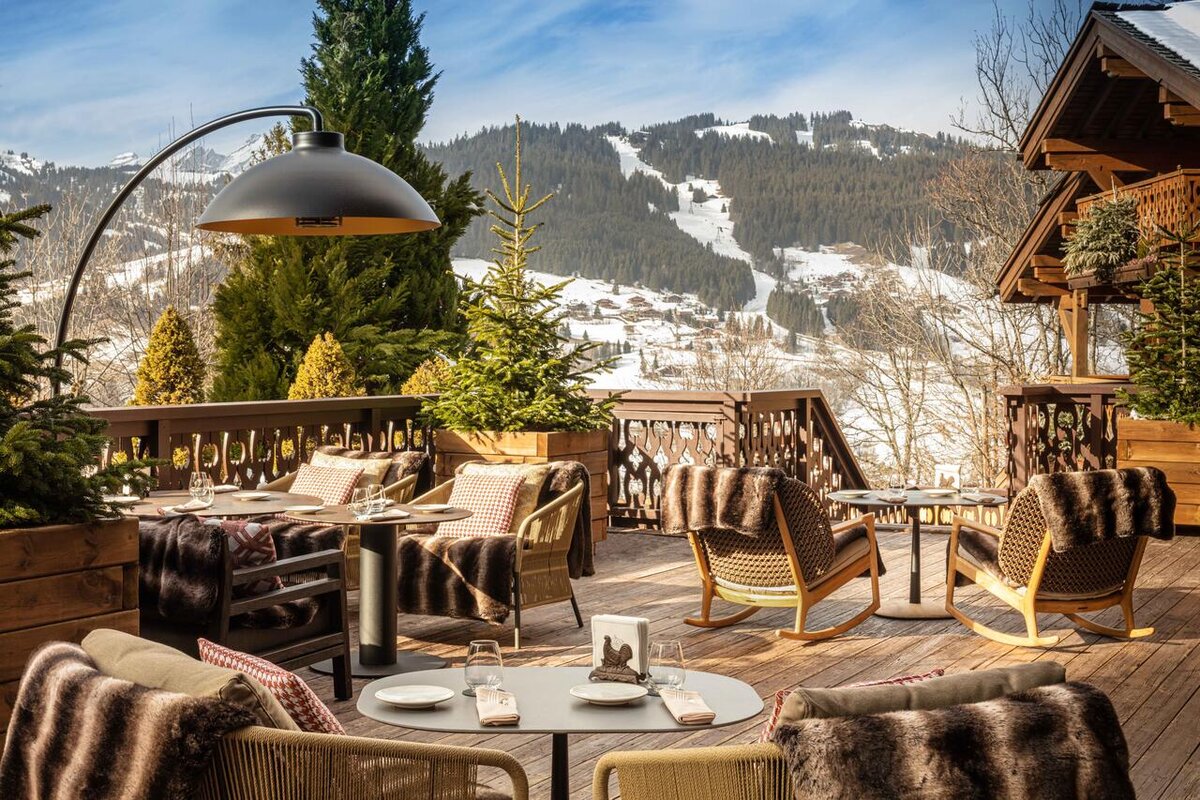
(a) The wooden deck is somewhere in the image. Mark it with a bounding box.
[307,529,1200,800]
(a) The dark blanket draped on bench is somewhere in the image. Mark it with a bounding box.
[771,682,1133,800]
[0,642,253,800]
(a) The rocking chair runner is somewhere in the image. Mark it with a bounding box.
[682,474,881,641]
[946,486,1153,648]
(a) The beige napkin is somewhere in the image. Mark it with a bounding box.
[660,688,716,725]
[213,484,239,493]
[476,687,519,726]
[158,498,212,515]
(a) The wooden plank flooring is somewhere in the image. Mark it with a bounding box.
[305,529,1200,800]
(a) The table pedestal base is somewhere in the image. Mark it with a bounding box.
[552,733,569,800]
[875,599,952,620]
[310,649,447,678]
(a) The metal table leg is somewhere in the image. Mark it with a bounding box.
[874,509,952,620]
[551,733,569,800]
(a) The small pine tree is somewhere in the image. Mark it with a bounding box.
[0,206,153,526]
[133,305,205,405]
[288,333,365,399]
[424,117,615,433]
[1063,192,1139,282]
[400,356,452,395]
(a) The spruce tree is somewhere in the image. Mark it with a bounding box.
[0,206,153,526]
[288,333,365,399]
[400,356,452,394]
[211,0,482,399]
[424,119,615,432]
[133,305,205,405]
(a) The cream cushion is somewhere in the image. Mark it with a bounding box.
[81,628,300,730]
[458,461,553,532]
[310,450,391,488]
[777,661,1067,725]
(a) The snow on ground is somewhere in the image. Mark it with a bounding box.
[0,189,9,204]
[795,130,814,147]
[695,122,772,143]
[0,151,43,175]
[110,243,208,289]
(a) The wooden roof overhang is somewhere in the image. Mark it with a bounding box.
[1000,3,1200,305]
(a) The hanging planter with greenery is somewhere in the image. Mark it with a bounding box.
[1063,190,1140,283]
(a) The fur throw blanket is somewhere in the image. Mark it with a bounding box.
[139,515,223,624]
[1030,467,1175,552]
[396,533,518,623]
[0,642,253,800]
[660,465,785,538]
[772,682,1133,800]
[540,460,594,578]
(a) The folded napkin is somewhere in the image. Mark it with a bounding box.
[476,687,520,726]
[660,688,716,725]
[213,484,239,493]
[357,509,406,521]
[158,498,212,515]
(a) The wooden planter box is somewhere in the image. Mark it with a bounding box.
[0,518,139,731]
[1118,418,1200,531]
[435,429,609,542]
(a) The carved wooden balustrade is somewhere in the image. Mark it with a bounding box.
[588,389,869,530]
[1001,382,1127,494]
[1076,169,1200,241]
[91,396,430,490]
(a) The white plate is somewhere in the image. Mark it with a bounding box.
[831,490,870,498]
[412,504,453,513]
[923,488,957,497]
[284,505,325,514]
[103,495,141,506]
[374,685,456,709]
[569,683,648,706]
[231,491,271,501]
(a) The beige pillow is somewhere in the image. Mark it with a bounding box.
[459,461,553,532]
[310,450,391,488]
[81,629,299,730]
[778,662,1067,725]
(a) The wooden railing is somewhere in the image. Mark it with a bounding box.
[92,396,429,490]
[1077,168,1200,240]
[1000,382,1128,494]
[92,389,867,529]
[588,389,868,529]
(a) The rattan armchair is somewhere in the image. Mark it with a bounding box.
[946,486,1151,647]
[594,743,790,800]
[410,478,586,648]
[199,726,528,800]
[685,476,880,641]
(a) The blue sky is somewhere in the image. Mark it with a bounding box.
[0,0,1029,167]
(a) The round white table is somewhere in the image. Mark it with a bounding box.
[359,666,764,800]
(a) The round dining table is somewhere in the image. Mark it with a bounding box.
[830,488,1008,619]
[130,489,323,518]
[359,666,764,800]
[287,503,473,677]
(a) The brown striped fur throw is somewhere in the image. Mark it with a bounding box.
[660,465,784,538]
[771,681,1133,800]
[1029,466,1175,552]
[0,642,253,800]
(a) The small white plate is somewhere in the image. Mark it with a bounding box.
[412,504,453,513]
[231,491,271,501]
[831,489,870,498]
[569,683,648,706]
[375,685,456,709]
[923,488,957,497]
[284,505,325,514]
[103,495,141,506]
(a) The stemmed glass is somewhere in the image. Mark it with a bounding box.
[648,640,686,694]
[349,487,371,519]
[189,472,214,506]
[884,474,907,503]
[464,640,503,697]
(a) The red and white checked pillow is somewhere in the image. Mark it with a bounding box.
[290,463,364,505]
[206,519,282,596]
[197,638,345,735]
[757,667,945,742]
[438,473,527,538]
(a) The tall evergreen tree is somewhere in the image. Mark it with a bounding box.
[133,305,205,405]
[211,0,482,400]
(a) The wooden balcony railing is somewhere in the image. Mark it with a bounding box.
[588,389,868,529]
[1000,382,1128,493]
[1077,168,1200,241]
[91,388,867,529]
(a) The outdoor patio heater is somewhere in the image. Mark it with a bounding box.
[52,104,440,392]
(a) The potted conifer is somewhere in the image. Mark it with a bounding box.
[1063,189,1140,286]
[0,206,154,729]
[1117,223,1200,530]
[423,118,616,541]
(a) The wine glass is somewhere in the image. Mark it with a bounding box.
[648,640,686,693]
[349,487,371,518]
[464,640,503,697]
[885,474,907,503]
[961,473,981,501]
[366,483,387,514]
[189,472,213,506]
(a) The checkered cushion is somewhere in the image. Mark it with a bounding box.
[197,638,345,735]
[205,519,283,596]
[438,474,527,538]
[757,667,945,742]
[290,463,363,505]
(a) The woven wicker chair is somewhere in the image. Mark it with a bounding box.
[594,744,789,800]
[946,486,1152,647]
[196,725,527,800]
[410,475,586,648]
[684,476,880,641]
